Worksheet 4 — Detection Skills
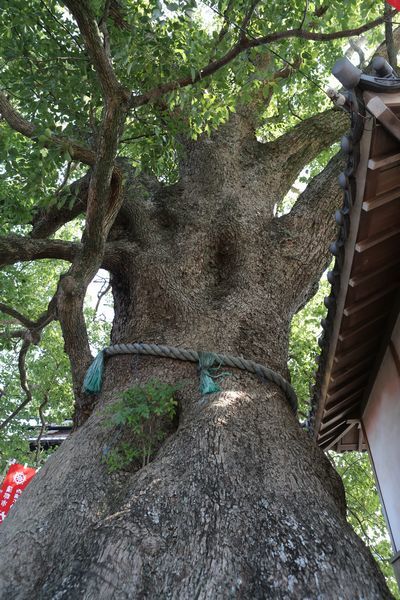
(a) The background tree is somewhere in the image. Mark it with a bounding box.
[0,1,398,597]
[0,256,111,467]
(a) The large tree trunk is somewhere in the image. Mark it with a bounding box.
[0,112,391,598]
[0,363,390,598]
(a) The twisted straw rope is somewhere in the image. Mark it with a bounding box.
[104,343,297,414]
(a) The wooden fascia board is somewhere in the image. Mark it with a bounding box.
[312,112,374,439]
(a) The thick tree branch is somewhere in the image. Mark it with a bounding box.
[385,2,397,69]
[30,170,158,245]
[273,107,347,152]
[0,304,36,329]
[37,2,131,417]
[58,0,130,282]
[0,91,96,166]
[0,234,132,272]
[260,108,347,194]
[276,152,343,312]
[63,0,128,101]
[0,236,81,268]
[130,11,394,108]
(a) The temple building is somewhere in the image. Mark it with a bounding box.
[310,56,400,586]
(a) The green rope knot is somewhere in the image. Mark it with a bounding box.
[198,351,221,395]
[82,350,105,394]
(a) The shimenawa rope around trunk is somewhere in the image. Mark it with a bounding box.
[82,343,297,414]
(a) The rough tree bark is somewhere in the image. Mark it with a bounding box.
[1,1,397,594]
[0,105,392,598]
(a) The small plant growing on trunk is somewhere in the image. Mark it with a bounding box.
[104,380,179,471]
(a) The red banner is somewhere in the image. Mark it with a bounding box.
[0,464,36,523]
[387,1,400,9]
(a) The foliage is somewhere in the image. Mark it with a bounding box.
[333,452,400,599]
[103,380,179,471]
[0,257,112,470]
[0,0,388,203]
[0,321,72,468]
[289,274,329,416]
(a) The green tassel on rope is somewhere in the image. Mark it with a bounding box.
[83,350,105,394]
[198,352,221,395]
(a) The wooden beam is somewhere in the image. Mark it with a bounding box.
[355,225,400,253]
[338,322,384,346]
[338,315,388,345]
[324,421,357,452]
[364,91,400,107]
[321,419,360,447]
[318,420,350,444]
[326,373,369,404]
[333,335,380,367]
[324,390,363,418]
[368,152,400,170]
[362,187,400,212]
[320,404,358,432]
[344,285,398,317]
[366,96,400,142]
[329,357,372,386]
[312,115,374,440]
[349,258,400,287]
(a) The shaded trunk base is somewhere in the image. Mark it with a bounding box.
[0,363,391,599]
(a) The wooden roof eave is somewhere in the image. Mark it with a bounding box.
[309,56,400,451]
[312,115,374,440]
